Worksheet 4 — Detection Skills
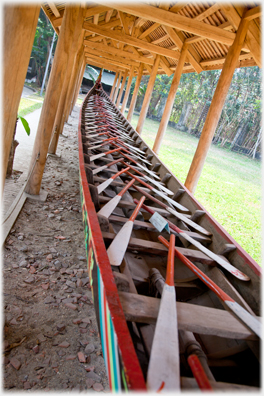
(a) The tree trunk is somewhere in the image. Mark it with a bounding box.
[6,119,19,177]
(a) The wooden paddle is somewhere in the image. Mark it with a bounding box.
[89,147,122,162]
[92,157,124,175]
[97,178,136,218]
[86,137,118,150]
[147,234,180,392]
[121,161,174,196]
[119,151,161,180]
[130,183,211,236]
[97,166,131,194]
[135,200,250,281]
[125,170,189,213]
[158,235,261,338]
[187,354,213,391]
[107,196,146,266]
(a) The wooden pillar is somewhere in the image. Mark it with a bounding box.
[136,55,160,135]
[48,11,84,155]
[116,70,128,108]
[70,59,86,113]
[3,5,40,189]
[121,66,135,114]
[152,44,188,154]
[111,71,121,101]
[25,6,82,195]
[110,72,118,99]
[64,38,85,121]
[127,63,144,123]
[185,17,250,194]
[113,72,123,103]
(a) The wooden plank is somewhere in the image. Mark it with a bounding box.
[84,47,140,68]
[86,53,131,70]
[101,231,215,265]
[86,58,124,73]
[138,22,160,39]
[118,291,258,340]
[242,5,261,21]
[85,5,112,19]
[100,3,236,45]
[194,4,222,21]
[48,2,60,18]
[119,11,130,35]
[83,21,180,60]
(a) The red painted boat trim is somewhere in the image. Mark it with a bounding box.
[78,99,146,390]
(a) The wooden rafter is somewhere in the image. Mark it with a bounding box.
[85,5,112,19]
[84,47,140,68]
[48,2,60,18]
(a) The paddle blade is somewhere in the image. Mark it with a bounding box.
[97,195,121,218]
[107,220,134,266]
[97,178,113,194]
[225,301,261,338]
[147,285,180,391]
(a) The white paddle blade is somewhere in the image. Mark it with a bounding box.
[97,178,113,195]
[225,301,261,338]
[147,285,180,392]
[92,165,107,175]
[97,195,121,218]
[152,187,189,212]
[166,206,211,236]
[143,174,174,196]
[181,232,250,281]
[107,221,134,266]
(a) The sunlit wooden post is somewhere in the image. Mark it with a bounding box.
[3,5,40,190]
[110,72,118,99]
[116,70,128,108]
[49,10,84,154]
[71,59,86,113]
[152,44,188,154]
[121,66,135,114]
[127,63,144,123]
[113,72,123,103]
[136,55,160,135]
[185,17,250,194]
[25,6,82,195]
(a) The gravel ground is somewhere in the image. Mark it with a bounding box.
[2,104,109,392]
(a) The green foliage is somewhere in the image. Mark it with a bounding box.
[30,9,57,87]
[17,115,30,136]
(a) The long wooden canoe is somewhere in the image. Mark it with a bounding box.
[78,78,261,391]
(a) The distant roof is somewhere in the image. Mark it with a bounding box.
[83,66,117,86]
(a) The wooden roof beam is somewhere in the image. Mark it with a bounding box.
[194,4,222,21]
[105,9,113,23]
[200,52,253,67]
[85,5,112,19]
[119,11,130,35]
[48,2,60,18]
[100,3,236,45]
[83,39,155,66]
[244,6,261,21]
[83,21,180,60]
[138,22,160,40]
[221,3,261,67]
[84,47,140,68]
[85,53,134,71]
[85,57,126,73]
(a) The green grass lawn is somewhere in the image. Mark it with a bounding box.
[126,112,262,265]
[18,93,45,117]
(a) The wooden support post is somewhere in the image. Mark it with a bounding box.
[25,6,82,195]
[116,70,128,108]
[121,66,135,114]
[152,44,188,154]
[3,5,40,189]
[64,39,85,121]
[48,12,84,155]
[110,72,118,99]
[113,72,123,103]
[136,55,160,135]
[185,16,250,194]
[111,71,120,101]
[127,63,144,123]
[70,58,86,114]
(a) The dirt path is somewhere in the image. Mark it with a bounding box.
[2,104,109,392]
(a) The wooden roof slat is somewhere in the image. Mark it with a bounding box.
[48,2,60,18]
[85,53,132,70]
[83,21,181,61]
[85,5,112,19]
[119,11,130,35]
[84,47,140,68]
[194,3,222,21]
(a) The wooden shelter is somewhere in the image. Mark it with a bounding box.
[3,2,261,196]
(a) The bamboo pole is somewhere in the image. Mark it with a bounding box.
[3,5,40,190]
[121,66,135,114]
[136,55,160,135]
[127,63,144,123]
[113,72,123,103]
[48,11,84,154]
[152,44,188,154]
[116,70,128,108]
[185,16,250,194]
[25,6,82,195]
[110,72,118,99]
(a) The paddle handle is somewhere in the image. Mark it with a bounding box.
[112,166,130,180]
[125,170,152,190]
[117,150,137,166]
[129,196,146,222]
[130,183,168,210]
[106,157,124,169]
[165,234,175,286]
[158,235,233,303]
[187,354,213,391]
[118,178,135,197]
[122,161,144,178]
[103,147,122,156]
